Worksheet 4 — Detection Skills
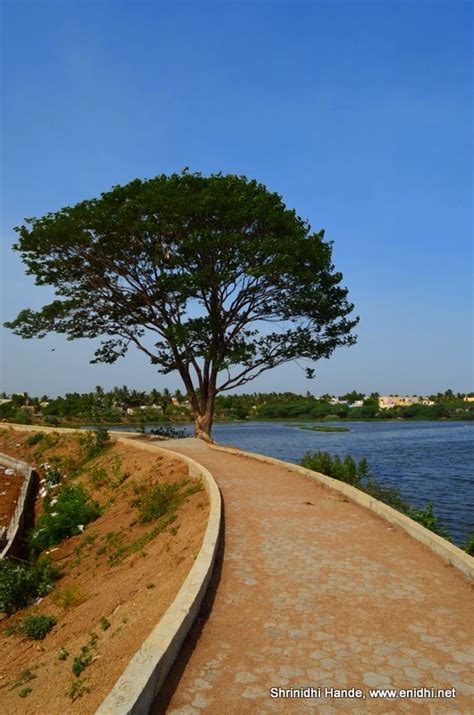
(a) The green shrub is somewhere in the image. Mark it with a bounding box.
[26,432,44,446]
[464,531,474,556]
[0,558,58,615]
[29,484,101,553]
[409,503,451,539]
[20,614,56,640]
[19,687,33,698]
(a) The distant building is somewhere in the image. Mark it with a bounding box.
[464,396,474,403]
[378,395,434,409]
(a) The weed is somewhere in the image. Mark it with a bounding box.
[132,479,201,524]
[20,614,57,640]
[464,531,474,556]
[26,432,44,446]
[59,647,69,660]
[72,648,92,676]
[78,430,110,461]
[51,583,88,609]
[9,669,37,690]
[99,616,111,631]
[67,676,90,702]
[19,687,33,697]
[89,465,109,489]
[4,623,20,636]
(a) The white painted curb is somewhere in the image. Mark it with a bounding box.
[96,437,222,715]
[210,444,474,581]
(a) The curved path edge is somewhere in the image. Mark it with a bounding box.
[96,437,222,715]
[209,443,474,581]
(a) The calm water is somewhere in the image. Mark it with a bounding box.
[119,420,474,546]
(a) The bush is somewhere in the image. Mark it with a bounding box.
[464,531,474,556]
[30,484,101,553]
[20,614,56,640]
[409,503,451,539]
[0,558,58,615]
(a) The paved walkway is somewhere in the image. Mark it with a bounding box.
[152,440,473,714]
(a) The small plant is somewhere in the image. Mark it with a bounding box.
[9,669,37,690]
[20,614,57,640]
[79,429,110,461]
[59,647,69,660]
[409,503,451,539]
[26,432,44,446]
[89,465,109,489]
[464,531,474,556]
[51,583,88,610]
[19,687,33,698]
[72,647,92,676]
[71,632,98,676]
[67,676,90,702]
[99,616,111,631]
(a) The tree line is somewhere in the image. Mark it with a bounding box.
[1,388,472,425]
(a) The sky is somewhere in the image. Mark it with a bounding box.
[1,0,472,398]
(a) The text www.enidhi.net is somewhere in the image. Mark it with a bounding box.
[270,687,457,700]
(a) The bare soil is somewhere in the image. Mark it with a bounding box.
[0,466,24,531]
[0,427,209,714]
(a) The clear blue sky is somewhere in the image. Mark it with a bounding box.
[1,0,472,398]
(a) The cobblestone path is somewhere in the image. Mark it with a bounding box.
[152,440,473,714]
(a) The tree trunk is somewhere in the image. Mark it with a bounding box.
[194,411,214,442]
[193,389,216,442]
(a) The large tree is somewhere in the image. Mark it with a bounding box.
[5,171,358,440]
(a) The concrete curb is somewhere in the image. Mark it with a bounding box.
[209,443,474,581]
[96,437,222,715]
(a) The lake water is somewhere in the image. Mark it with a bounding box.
[120,420,474,546]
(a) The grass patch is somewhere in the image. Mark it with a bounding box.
[51,583,88,610]
[26,432,44,446]
[132,478,202,524]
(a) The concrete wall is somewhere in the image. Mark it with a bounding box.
[0,453,36,560]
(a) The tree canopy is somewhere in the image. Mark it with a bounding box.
[5,171,358,439]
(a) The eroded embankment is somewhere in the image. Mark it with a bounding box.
[0,428,209,714]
